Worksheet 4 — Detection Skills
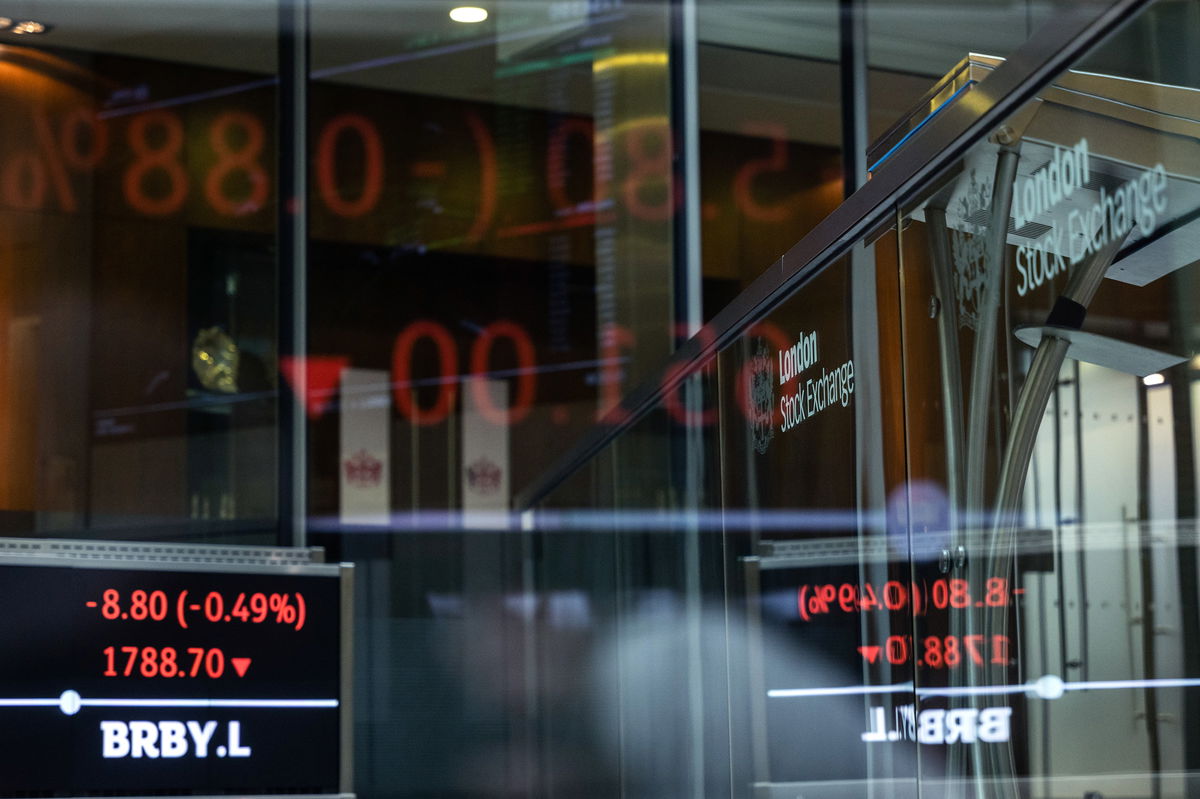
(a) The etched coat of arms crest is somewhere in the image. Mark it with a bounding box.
[747,338,775,455]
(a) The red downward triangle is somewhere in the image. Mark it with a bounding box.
[280,356,350,420]
[857,645,881,665]
[231,657,252,678]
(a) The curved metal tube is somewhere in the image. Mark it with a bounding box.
[981,233,1126,794]
[925,205,966,527]
[964,147,1021,520]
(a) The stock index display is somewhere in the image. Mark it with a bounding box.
[0,553,347,798]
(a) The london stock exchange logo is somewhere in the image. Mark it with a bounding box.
[949,167,991,331]
[747,338,774,455]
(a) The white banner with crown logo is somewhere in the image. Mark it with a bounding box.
[339,368,391,526]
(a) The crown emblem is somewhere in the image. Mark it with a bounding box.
[343,449,383,488]
[466,457,502,495]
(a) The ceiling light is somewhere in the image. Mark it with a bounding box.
[449,6,487,23]
[11,20,47,34]
[0,17,12,31]
[1143,373,1165,387]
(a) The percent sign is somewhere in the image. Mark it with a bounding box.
[269,593,298,624]
[811,585,836,613]
[1,107,106,212]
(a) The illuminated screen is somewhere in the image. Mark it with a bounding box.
[0,562,344,797]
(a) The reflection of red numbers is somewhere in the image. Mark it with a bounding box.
[917,635,1011,669]
[924,637,945,667]
[392,321,458,425]
[1,150,45,210]
[123,110,189,216]
[622,121,679,222]
[733,122,798,223]
[316,113,384,218]
[464,111,497,243]
[469,320,536,425]
[546,118,594,214]
[206,111,268,217]
[59,107,108,171]
[931,578,972,609]
[885,635,908,665]
[2,108,80,211]
[839,584,858,612]
[883,581,907,610]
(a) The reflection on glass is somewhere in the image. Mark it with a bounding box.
[899,31,1200,797]
[0,6,279,539]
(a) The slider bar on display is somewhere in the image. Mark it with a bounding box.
[0,690,338,715]
[768,675,1200,700]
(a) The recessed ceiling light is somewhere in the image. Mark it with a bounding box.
[1143,373,1165,387]
[449,6,487,23]
[0,17,12,31]
[11,20,48,34]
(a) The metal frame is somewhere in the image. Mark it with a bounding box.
[338,562,355,795]
[277,0,309,549]
[516,0,1155,510]
[0,536,335,574]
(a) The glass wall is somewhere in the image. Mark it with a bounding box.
[0,3,280,540]
[896,16,1200,793]
[0,0,1198,798]
[534,2,1200,797]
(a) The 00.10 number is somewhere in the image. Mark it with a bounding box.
[102,646,225,678]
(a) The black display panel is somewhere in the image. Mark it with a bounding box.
[0,558,346,797]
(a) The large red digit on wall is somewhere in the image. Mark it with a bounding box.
[60,107,108,171]
[206,111,269,217]
[123,110,189,216]
[468,320,536,425]
[621,120,680,222]
[392,321,458,425]
[546,117,595,215]
[317,113,384,218]
[733,122,798,223]
[464,111,497,243]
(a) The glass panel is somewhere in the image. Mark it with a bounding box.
[305,3,681,797]
[526,362,725,796]
[306,0,678,513]
[713,233,914,797]
[897,6,1200,794]
[532,216,908,798]
[697,0,845,300]
[0,3,279,540]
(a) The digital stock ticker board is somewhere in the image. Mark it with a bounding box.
[0,541,351,799]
